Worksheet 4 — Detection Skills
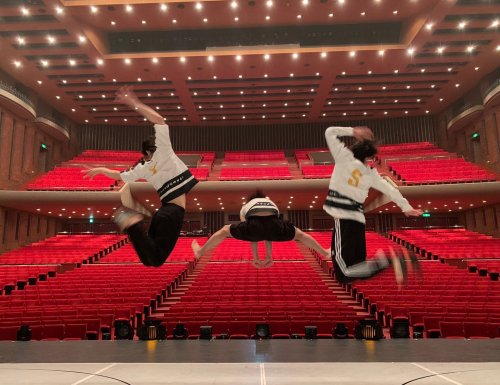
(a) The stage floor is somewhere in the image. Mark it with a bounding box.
[0,340,499,385]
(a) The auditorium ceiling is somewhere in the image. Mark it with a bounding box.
[0,0,498,127]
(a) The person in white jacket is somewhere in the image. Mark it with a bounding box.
[83,86,198,267]
[323,126,422,284]
[192,190,330,268]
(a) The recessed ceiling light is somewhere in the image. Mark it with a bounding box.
[431,84,436,88]
[207,56,214,62]
[292,53,299,59]
[394,69,399,73]
[111,21,116,26]
[41,60,49,67]
[195,2,203,10]
[203,18,208,23]
[360,12,365,16]
[394,99,398,103]
[439,98,444,101]
[349,51,356,57]
[79,95,83,99]
[384,111,388,115]
[124,58,131,65]
[466,45,475,53]
[321,52,327,58]
[125,5,133,12]
[236,55,242,61]
[341,71,346,75]
[69,59,76,66]
[382,86,386,90]
[425,22,433,30]
[421,68,426,73]
[172,19,177,23]
[458,21,467,29]
[393,10,398,15]
[21,7,30,16]
[234,16,239,21]
[474,66,480,71]
[329,13,334,18]
[37,80,42,84]
[297,14,302,19]
[231,1,238,9]
[180,56,186,62]
[56,95,60,100]
[290,73,294,77]
[160,4,168,11]
[266,0,273,7]
[142,20,146,25]
[378,50,385,56]
[407,47,415,55]
[78,35,86,43]
[265,15,271,20]
[455,83,460,87]
[425,110,430,114]
[13,60,22,68]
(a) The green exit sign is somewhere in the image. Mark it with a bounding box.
[422,212,431,218]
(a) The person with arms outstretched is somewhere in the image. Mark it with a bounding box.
[323,126,422,284]
[192,190,330,268]
[83,86,198,267]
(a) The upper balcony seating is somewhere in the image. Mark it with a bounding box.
[224,151,286,162]
[387,158,497,184]
[66,150,142,166]
[219,167,292,180]
[301,165,334,179]
[377,142,448,159]
[25,167,120,191]
[0,234,125,265]
[389,228,500,261]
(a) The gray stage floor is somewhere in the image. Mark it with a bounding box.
[1,340,499,385]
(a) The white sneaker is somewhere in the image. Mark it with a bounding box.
[112,207,144,231]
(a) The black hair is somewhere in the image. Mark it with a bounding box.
[247,189,266,201]
[141,135,157,157]
[351,140,378,162]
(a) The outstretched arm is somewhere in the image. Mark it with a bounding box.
[372,174,423,216]
[82,167,121,180]
[115,85,164,125]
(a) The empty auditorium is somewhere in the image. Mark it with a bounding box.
[0,0,499,384]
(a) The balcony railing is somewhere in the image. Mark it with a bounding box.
[0,81,35,109]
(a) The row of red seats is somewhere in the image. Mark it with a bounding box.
[0,266,58,294]
[26,167,119,191]
[0,234,125,265]
[219,167,292,180]
[224,151,286,162]
[301,165,334,179]
[389,228,500,260]
[209,238,304,261]
[0,323,88,341]
[98,238,205,264]
[388,159,497,184]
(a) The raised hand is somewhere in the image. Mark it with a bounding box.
[115,85,138,106]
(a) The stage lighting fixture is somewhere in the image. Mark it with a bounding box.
[199,326,213,340]
[16,325,32,341]
[138,319,167,340]
[304,326,317,340]
[114,320,133,340]
[354,319,384,340]
[333,323,349,339]
[172,323,188,339]
[390,319,410,338]
[255,323,270,339]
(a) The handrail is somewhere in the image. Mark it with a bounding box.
[0,81,35,109]
[481,76,500,98]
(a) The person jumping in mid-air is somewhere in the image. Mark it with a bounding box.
[323,126,423,284]
[83,86,198,267]
[192,190,330,268]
